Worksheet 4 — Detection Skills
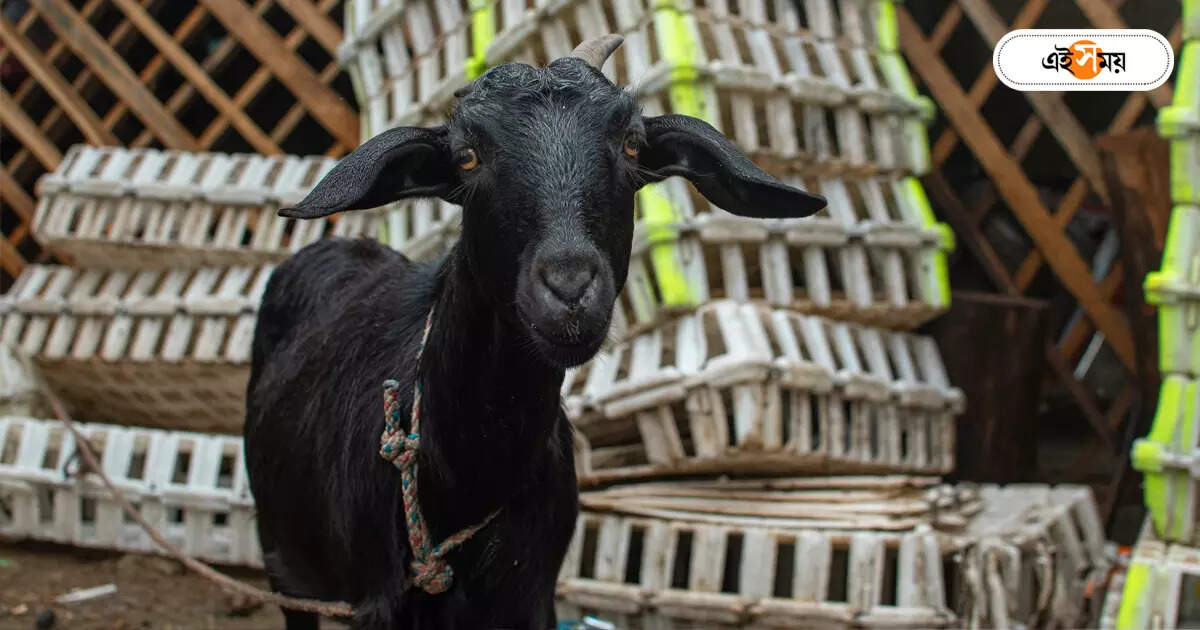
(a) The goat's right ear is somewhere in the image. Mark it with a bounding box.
[280,126,456,219]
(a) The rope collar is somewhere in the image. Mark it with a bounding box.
[379,308,499,595]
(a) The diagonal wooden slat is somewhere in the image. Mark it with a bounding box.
[274,0,343,56]
[109,0,281,155]
[927,3,963,53]
[30,0,199,150]
[0,15,117,147]
[898,6,1136,372]
[0,167,35,224]
[0,86,62,169]
[930,0,1050,168]
[197,0,357,148]
[0,236,25,279]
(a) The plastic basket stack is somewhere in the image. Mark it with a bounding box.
[1123,2,1200,625]
[0,145,370,565]
[0,1,1117,627]
[333,0,1105,627]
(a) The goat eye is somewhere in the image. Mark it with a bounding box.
[456,148,479,171]
[622,136,640,158]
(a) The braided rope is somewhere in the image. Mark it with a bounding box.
[380,309,499,594]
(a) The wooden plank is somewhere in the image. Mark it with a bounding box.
[197,0,358,148]
[0,236,25,279]
[274,0,342,56]
[0,15,117,147]
[30,0,199,150]
[108,0,281,155]
[1073,0,1173,108]
[0,86,62,169]
[899,6,1136,372]
[0,242,25,279]
[927,292,1049,481]
[928,4,962,53]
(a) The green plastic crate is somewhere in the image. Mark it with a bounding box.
[1146,206,1200,376]
[1160,40,1200,205]
[1132,376,1200,543]
[1185,0,1200,42]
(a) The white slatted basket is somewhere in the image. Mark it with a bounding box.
[32,145,375,269]
[1108,518,1200,630]
[609,177,948,340]
[565,300,962,484]
[0,416,261,568]
[338,0,949,273]
[0,264,271,434]
[341,0,929,171]
[558,483,1109,630]
[556,506,957,628]
[947,484,1111,630]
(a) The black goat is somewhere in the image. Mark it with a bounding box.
[244,35,826,630]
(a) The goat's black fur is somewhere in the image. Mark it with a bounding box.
[246,46,825,630]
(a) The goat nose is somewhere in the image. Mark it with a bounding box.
[541,260,597,304]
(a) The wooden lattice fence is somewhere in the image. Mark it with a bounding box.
[0,0,358,290]
[899,0,1180,519]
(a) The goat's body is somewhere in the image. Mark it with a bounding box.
[246,238,579,629]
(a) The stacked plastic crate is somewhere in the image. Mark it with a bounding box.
[0,1,1114,627]
[1121,2,1200,626]
[0,145,370,565]
[333,0,1104,627]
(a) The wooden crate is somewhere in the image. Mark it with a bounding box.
[0,416,261,568]
[565,300,962,485]
[0,264,273,434]
[557,483,1104,629]
[30,145,379,269]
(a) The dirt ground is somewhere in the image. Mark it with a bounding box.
[0,540,340,630]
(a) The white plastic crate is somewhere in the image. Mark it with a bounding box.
[556,507,957,629]
[337,0,948,267]
[555,483,1107,630]
[0,416,261,568]
[0,264,271,434]
[948,484,1110,630]
[564,300,961,484]
[32,145,373,269]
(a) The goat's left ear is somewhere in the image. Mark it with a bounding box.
[639,115,826,218]
[280,126,456,219]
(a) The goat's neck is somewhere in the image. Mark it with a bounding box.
[415,248,566,526]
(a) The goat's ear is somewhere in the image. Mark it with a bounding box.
[280,126,456,219]
[639,115,826,218]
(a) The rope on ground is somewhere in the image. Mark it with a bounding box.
[19,354,355,619]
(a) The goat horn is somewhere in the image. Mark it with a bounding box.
[569,34,623,69]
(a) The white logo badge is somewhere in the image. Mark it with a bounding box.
[993,29,1173,91]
